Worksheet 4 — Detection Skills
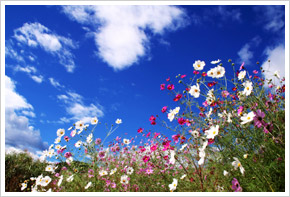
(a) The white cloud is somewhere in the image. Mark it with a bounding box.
[48,77,64,89]
[261,45,285,86]
[253,6,285,32]
[31,75,44,83]
[216,6,241,22]
[237,36,261,64]
[57,90,104,123]
[5,76,48,153]
[62,5,187,70]
[14,22,77,72]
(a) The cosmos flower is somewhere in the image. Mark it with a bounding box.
[191,130,200,138]
[210,59,221,64]
[57,129,65,137]
[161,106,168,113]
[67,175,74,182]
[193,60,206,70]
[123,138,130,145]
[110,168,117,175]
[160,84,165,90]
[168,178,178,192]
[232,157,245,175]
[75,140,82,148]
[21,183,27,191]
[180,174,187,180]
[75,121,85,130]
[242,81,253,96]
[85,182,92,189]
[126,167,134,175]
[232,178,242,192]
[189,83,200,98]
[173,94,183,102]
[54,137,61,144]
[120,175,129,184]
[253,109,266,128]
[238,70,246,80]
[99,170,108,176]
[205,125,219,139]
[91,117,98,125]
[207,67,217,78]
[167,84,175,90]
[223,170,229,176]
[115,119,122,124]
[240,111,255,125]
[215,65,225,78]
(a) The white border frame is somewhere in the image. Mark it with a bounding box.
[1,1,289,196]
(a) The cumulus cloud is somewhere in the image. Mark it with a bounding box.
[57,90,104,123]
[253,5,285,32]
[14,22,78,72]
[5,146,44,162]
[261,45,285,86]
[61,5,187,70]
[237,36,261,64]
[5,76,48,153]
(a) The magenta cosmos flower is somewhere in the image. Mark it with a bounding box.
[232,178,242,192]
[143,155,150,163]
[253,109,266,128]
[161,106,168,113]
[64,152,72,158]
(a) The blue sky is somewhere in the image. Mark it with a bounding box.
[4,4,285,159]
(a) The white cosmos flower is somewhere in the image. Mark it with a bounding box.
[86,133,93,144]
[206,89,215,105]
[66,156,73,164]
[191,130,200,138]
[169,150,176,164]
[41,176,51,187]
[232,157,245,175]
[238,70,246,80]
[45,165,55,173]
[207,67,217,78]
[110,168,117,175]
[205,125,219,139]
[68,126,73,130]
[75,120,85,130]
[91,117,99,125]
[211,59,221,64]
[189,83,200,98]
[47,149,55,158]
[193,60,206,70]
[120,175,129,184]
[115,119,122,124]
[75,140,82,148]
[85,182,92,189]
[126,167,134,175]
[223,170,229,176]
[180,174,187,180]
[274,70,280,79]
[167,107,180,122]
[242,81,253,96]
[173,106,180,114]
[54,137,61,144]
[240,111,255,125]
[215,65,225,78]
[56,129,65,137]
[123,138,130,145]
[67,175,74,182]
[71,129,77,137]
[58,175,63,187]
[180,144,188,151]
[99,170,108,176]
[206,107,213,118]
[55,145,61,150]
[243,154,248,159]
[21,183,27,191]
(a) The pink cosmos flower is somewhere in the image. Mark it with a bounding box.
[237,106,243,116]
[173,94,183,102]
[111,182,116,188]
[153,133,160,139]
[149,115,156,122]
[145,168,153,175]
[143,155,150,163]
[95,138,102,145]
[239,62,245,70]
[193,70,199,75]
[64,152,72,158]
[167,84,174,90]
[180,74,186,78]
[222,90,229,98]
[150,145,158,152]
[253,70,258,74]
[202,72,207,77]
[172,134,180,143]
[88,169,94,178]
[161,106,168,113]
[178,117,186,125]
[160,84,165,90]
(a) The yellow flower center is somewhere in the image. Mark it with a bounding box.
[213,131,216,135]
[197,64,200,67]
[238,163,241,167]
[247,117,251,120]
[195,89,198,92]
[46,180,49,183]
[217,71,221,75]
[246,87,250,90]
[210,72,213,75]
[174,184,176,187]
[123,180,126,183]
